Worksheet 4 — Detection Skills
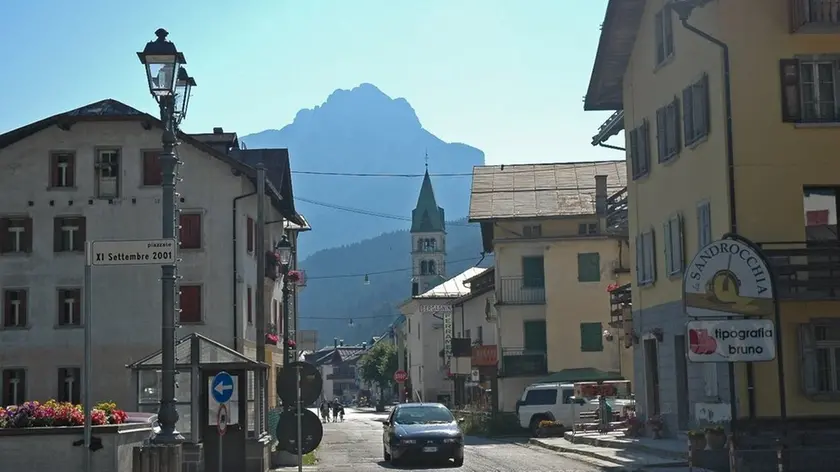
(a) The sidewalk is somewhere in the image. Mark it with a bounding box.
[529,430,716,471]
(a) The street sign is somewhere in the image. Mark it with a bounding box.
[211,371,235,404]
[276,409,323,455]
[277,362,322,406]
[393,370,408,383]
[217,403,228,436]
[87,238,177,266]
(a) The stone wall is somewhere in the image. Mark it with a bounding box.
[0,424,153,472]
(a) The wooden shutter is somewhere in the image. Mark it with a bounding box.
[675,215,684,272]
[50,154,60,188]
[639,120,650,174]
[143,151,163,186]
[0,218,9,253]
[66,153,75,187]
[77,217,86,251]
[663,220,673,274]
[577,253,601,282]
[72,369,81,404]
[671,97,682,152]
[247,287,253,323]
[799,323,817,395]
[635,235,644,284]
[179,286,201,323]
[654,11,664,64]
[698,74,710,136]
[3,291,11,327]
[73,289,82,324]
[179,214,201,249]
[580,322,604,352]
[19,290,27,326]
[683,85,694,143]
[628,128,640,177]
[246,217,254,253]
[656,107,667,162]
[22,218,32,253]
[522,256,545,287]
[53,217,63,252]
[780,59,802,123]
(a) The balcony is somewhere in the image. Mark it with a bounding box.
[790,0,840,33]
[606,188,628,235]
[500,347,547,377]
[608,283,632,328]
[760,241,840,300]
[497,277,545,305]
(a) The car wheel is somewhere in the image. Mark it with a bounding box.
[453,457,464,467]
[529,416,547,437]
[383,446,391,461]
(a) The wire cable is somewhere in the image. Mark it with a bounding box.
[290,161,624,178]
[295,196,474,226]
[304,255,482,280]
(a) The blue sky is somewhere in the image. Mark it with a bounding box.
[0,0,622,166]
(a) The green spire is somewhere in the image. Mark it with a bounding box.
[411,169,445,233]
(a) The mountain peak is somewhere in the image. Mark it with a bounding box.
[292,83,421,129]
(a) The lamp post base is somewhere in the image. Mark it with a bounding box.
[132,444,183,472]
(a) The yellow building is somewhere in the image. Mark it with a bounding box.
[586,0,840,433]
[468,163,633,412]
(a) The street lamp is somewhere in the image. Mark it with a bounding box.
[275,235,293,366]
[137,28,195,444]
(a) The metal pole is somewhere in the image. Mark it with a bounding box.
[296,363,303,472]
[155,95,183,443]
[255,164,267,435]
[282,276,291,368]
[83,258,92,472]
[218,434,223,472]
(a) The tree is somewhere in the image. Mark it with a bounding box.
[357,342,398,408]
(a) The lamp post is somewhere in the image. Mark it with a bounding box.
[275,235,293,367]
[137,28,196,444]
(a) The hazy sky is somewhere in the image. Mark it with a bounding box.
[0,0,623,166]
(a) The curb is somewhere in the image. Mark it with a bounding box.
[564,433,688,461]
[529,438,688,471]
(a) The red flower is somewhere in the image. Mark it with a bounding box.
[606,283,619,293]
[287,270,302,283]
[287,339,297,348]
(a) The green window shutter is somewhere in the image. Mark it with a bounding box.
[799,323,817,396]
[580,322,604,352]
[522,256,545,288]
[523,320,547,352]
[663,220,672,274]
[577,253,601,282]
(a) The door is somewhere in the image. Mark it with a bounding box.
[674,335,690,429]
[202,369,248,472]
[523,320,547,352]
[643,339,661,416]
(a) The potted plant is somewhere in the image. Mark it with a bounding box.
[286,270,302,284]
[647,415,665,439]
[624,414,644,437]
[265,333,279,345]
[536,420,565,438]
[705,425,727,449]
[688,430,707,451]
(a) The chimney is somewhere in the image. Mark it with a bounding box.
[334,338,338,349]
[595,175,608,216]
[339,339,344,347]
[213,127,224,134]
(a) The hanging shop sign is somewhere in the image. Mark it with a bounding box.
[686,319,776,363]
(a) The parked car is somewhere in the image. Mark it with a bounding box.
[381,402,465,467]
[515,382,598,436]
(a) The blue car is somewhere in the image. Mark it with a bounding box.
[382,403,465,467]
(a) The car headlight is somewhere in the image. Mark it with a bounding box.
[400,439,417,445]
[443,437,461,444]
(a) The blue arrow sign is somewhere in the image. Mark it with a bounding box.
[211,371,235,404]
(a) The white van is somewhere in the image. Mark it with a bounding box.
[515,383,598,435]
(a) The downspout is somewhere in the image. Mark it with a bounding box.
[232,191,257,351]
[598,143,626,152]
[678,12,753,422]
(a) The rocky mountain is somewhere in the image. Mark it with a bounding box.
[240,83,485,259]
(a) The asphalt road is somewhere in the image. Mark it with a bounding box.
[308,408,604,471]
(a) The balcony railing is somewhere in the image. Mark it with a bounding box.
[606,188,629,235]
[500,347,547,377]
[760,241,840,300]
[609,283,632,328]
[497,277,545,304]
[790,0,840,32]
[327,371,356,380]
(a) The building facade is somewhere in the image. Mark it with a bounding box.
[586,0,840,433]
[469,162,633,412]
[0,100,303,425]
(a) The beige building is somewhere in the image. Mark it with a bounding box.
[468,162,633,412]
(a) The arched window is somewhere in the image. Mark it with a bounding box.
[428,260,437,274]
[421,260,428,275]
[417,239,424,252]
[428,239,437,251]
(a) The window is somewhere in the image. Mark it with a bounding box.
[654,7,674,66]
[58,289,82,326]
[3,289,27,328]
[577,253,601,282]
[246,217,254,253]
[247,286,253,324]
[419,238,437,252]
[142,150,163,186]
[580,322,604,352]
[683,74,710,145]
[781,58,840,123]
[0,217,32,254]
[179,285,202,323]
[58,368,81,404]
[663,214,684,276]
[578,223,599,235]
[2,369,26,406]
[656,97,682,162]
[628,120,651,179]
[465,329,471,341]
[95,149,120,198]
[179,213,202,249]
[476,326,483,344]
[428,260,437,274]
[800,321,840,396]
[50,152,75,188]
[697,201,712,249]
[523,225,542,238]
[522,256,545,288]
[53,216,86,252]
[523,388,556,406]
[636,230,657,285]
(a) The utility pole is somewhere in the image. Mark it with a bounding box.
[396,326,405,403]
[255,163,267,435]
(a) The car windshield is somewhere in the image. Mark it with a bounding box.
[394,406,454,425]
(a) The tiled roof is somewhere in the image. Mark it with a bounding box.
[415,267,488,299]
[468,161,626,221]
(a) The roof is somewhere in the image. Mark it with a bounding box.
[285,214,312,232]
[126,332,267,369]
[468,161,627,221]
[584,0,646,111]
[0,99,304,226]
[314,346,367,366]
[411,169,445,233]
[231,148,302,226]
[415,267,487,299]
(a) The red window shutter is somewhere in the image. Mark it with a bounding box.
[179,285,201,323]
[73,289,82,323]
[246,217,254,253]
[143,151,163,186]
[780,58,802,123]
[0,219,9,253]
[23,218,33,253]
[54,217,63,252]
[66,153,75,187]
[247,287,253,323]
[179,214,201,249]
[3,291,12,327]
[50,155,60,188]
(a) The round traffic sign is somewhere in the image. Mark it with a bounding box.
[277,362,322,406]
[276,409,323,455]
[211,371,235,404]
[393,369,408,383]
[217,404,228,436]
